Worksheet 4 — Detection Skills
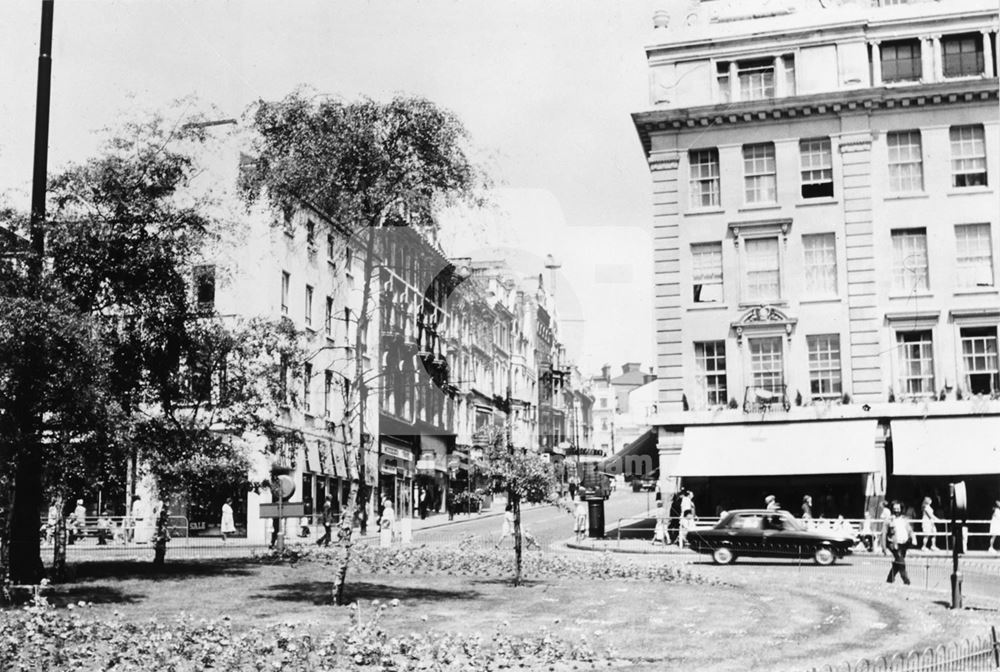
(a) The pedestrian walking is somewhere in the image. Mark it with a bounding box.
[574,497,588,542]
[379,499,395,548]
[131,495,150,544]
[568,478,578,501]
[651,503,668,546]
[988,501,1000,553]
[920,497,939,551]
[418,487,428,520]
[876,500,892,553]
[859,510,875,552]
[220,498,236,542]
[96,508,112,546]
[496,504,515,548]
[882,501,916,585]
[69,499,86,544]
[678,509,694,549]
[43,504,58,544]
[316,496,335,547]
[680,489,694,516]
[801,495,813,521]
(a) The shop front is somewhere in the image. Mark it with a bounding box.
[379,436,417,518]
[671,419,884,518]
[415,434,450,518]
[888,416,1000,547]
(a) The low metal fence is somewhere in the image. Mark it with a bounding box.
[806,625,1000,672]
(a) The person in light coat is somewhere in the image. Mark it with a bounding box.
[220,498,236,541]
[379,499,395,548]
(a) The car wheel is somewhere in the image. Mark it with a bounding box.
[813,547,835,566]
[712,546,735,565]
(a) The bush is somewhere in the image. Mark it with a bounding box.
[258,544,722,586]
[0,594,614,671]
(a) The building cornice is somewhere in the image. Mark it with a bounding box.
[632,78,999,158]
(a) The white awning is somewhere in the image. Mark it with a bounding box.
[674,420,880,477]
[891,417,1000,476]
[306,441,322,473]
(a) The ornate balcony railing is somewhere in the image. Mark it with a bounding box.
[743,385,790,414]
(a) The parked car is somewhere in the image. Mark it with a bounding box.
[685,509,856,566]
[630,476,657,492]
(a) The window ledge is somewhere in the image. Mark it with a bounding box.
[686,207,725,216]
[687,303,730,311]
[888,292,934,301]
[884,193,929,201]
[738,203,782,213]
[953,287,997,296]
[796,198,838,207]
[798,296,841,305]
[738,301,787,309]
[947,187,992,196]
[304,325,317,334]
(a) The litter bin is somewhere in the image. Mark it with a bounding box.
[587,498,605,538]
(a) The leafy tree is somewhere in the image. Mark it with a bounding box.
[240,90,486,604]
[1,111,304,580]
[482,422,556,586]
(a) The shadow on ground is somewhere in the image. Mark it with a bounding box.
[66,559,258,583]
[251,580,482,606]
[46,585,146,607]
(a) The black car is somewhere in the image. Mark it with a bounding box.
[685,509,856,566]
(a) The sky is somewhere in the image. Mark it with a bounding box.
[0,0,662,375]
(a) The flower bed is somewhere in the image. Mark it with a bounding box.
[0,596,614,671]
[260,543,721,585]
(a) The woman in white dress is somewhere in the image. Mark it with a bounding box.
[989,501,1000,553]
[220,498,236,541]
[920,497,939,551]
[379,500,395,548]
[131,495,150,544]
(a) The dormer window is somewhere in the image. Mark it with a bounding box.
[942,33,985,78]
[716,55,795,103]
[880,39,922,83]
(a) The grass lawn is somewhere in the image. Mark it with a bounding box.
[25,556,997,672]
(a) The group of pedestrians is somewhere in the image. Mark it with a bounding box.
[651,488,695,548]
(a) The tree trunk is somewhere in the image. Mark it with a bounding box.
[333,225,377,606]
[152,505,169,566]
[9,447,44,585]
[512,491,522,586]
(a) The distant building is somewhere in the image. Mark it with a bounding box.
[633,0,1000,523]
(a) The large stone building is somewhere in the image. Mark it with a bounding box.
[633,0,1000,526]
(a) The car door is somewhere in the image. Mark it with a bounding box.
[727,514,766,556]
[762,512,809,558]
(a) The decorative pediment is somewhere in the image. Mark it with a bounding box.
[731,304,797,345]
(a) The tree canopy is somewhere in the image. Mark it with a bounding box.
[239,91,487,231]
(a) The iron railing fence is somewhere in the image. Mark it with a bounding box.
[805,626,1000,672]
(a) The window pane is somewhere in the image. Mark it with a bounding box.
[955,223,994,288]
[803,233,837,296]
[943,34,984,77]
[950,125,987,188]
[695,341,728,406]
[689,149,721,208]
[743,143,777,203]
[800,138,834,199]
[891,229,929,292]
[961,327,999,394]
[882,40,922,82]
[738,59,775,100]
[808,334,842,397]
[896,330,934,397]
[750,337,783,392]
[692,242,724,302]
[888,131,923,193]
[745,237,780,301]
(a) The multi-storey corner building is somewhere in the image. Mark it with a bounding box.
[208,200,378,543]
[633,0,1000,524]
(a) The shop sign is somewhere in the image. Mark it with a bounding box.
[383,445,413,462]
